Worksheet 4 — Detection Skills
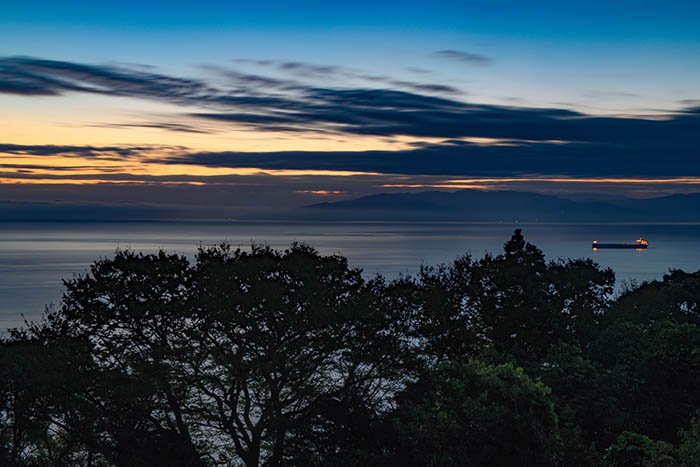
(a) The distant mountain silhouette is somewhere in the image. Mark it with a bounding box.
[302,189,700,222]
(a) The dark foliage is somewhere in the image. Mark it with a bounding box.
[2,230,700,466]
[389,360,560,467]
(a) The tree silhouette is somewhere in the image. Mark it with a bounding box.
[390,360,560,467]
[3,231,700,466]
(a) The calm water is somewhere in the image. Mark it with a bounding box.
[2,221,700,329]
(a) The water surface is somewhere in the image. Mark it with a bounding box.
[2,221,700,329]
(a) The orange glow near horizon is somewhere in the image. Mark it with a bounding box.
[8,103,675,193]
[383,177,700,189]
[1,109,510,154]
[444,177,700,185]
[0,178,207,186]
[0,150,384,181]
[296,190,345,196]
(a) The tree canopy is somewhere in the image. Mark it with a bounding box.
[3,230,700,466]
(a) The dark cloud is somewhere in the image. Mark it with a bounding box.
[434,50,491,65]
[0,56,462,142]
[202,64,301,89]
[0,56,206,98]
[167,100,700,177]
[582,90,640,99]
[0,143,180,159]
[3,96,700,180]
[0,163,93,171]
[154,134,698,179]
[233,58,341,77]
[89,122,214,134]
[0,56,291,109]
[367,78,459,95]
[276,61,340,76]
[5,137,700,215]
[231,58,459,94]
[0,163,401,219]
[188,86,699,149]
[406,67,431,74]
[2,56,700,180]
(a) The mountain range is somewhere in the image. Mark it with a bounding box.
[302,189,700,222]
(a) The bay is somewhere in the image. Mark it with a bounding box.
[2,221,700,329]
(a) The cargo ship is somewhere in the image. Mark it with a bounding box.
[592,238,649,250]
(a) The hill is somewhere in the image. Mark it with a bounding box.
[302,189,700,222]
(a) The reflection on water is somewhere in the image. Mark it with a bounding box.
[2,221,700,328]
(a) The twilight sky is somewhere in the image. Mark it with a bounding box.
[2,0,700,218]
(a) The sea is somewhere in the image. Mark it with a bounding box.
[2,221,700,329]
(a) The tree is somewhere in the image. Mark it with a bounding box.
[404,229,614,365]
[591,320,700,443]
[604,432,676,467]
[20,250,208,466]
[6,244,409,466]
[467,229,614,362]
[677,416,700,466]
[0,335,67,466]
[400,254,484,364]
[186,243,409,466]
[5,233,700,465]
[535,343,614,465]
[611,270,700,327]
[389,360,561,467]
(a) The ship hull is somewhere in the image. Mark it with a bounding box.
[592,243,648,249]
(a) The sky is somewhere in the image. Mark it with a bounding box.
[1,0,700,219]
